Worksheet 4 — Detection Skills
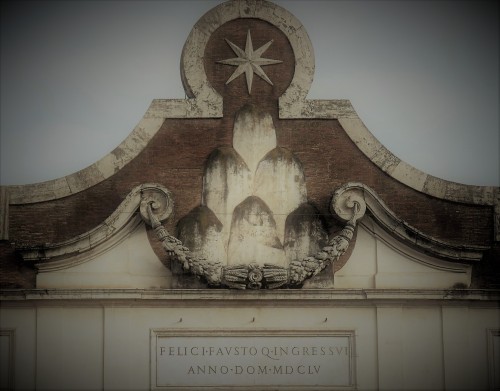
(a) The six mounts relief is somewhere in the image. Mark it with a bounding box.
[177,104,327,270]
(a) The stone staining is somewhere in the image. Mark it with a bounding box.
[254,147,307,245]
[228,196,286,267]
[217,30,282,94]
[284,203,328,264]
[202,146,252,239]
[178,103,326,268]
[176,206,225,266]
[233,104,277,174]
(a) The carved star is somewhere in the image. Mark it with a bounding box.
[217,30,282,94]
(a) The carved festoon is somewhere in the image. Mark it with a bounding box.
[143,183,364,289]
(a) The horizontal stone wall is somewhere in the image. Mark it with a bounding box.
[1,291,499,390]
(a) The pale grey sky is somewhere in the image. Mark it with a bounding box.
[1,0,498,186]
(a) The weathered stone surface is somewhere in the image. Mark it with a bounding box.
[203,147,252,237]
[390,162,428,193]
[332,182,488,262]
[6,117,165,205]
[338,117,380,160]
[180,99,314,270]
[36,223,172,289]
[233,104,277,174]
[227,196,286,266]
[177,205,225,265]
[335,220,472,289]
[371,145,401,174]
[254,147,307,242]
[17,183,173,264]
[284,203,328,264]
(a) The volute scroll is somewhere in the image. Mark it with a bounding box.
[139,184,174,226]
[331,184,367,225]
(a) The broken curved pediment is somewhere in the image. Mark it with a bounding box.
[17,183,174,289]
[16,179,483,290]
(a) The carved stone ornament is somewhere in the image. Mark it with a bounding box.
[142,186,364,290]
[138,179,486,289]
[217,29,282,94]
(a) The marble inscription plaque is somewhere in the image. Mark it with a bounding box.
[151,330,355,389]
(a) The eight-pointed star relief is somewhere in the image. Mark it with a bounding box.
[217,30,282,94]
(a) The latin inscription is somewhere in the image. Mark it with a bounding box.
[152,332,355,389]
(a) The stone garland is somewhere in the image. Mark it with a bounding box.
[142,189,364,290]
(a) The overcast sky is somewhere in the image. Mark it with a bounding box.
[1,0,498,187]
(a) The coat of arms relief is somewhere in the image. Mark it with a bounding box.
[137,24,365,289]
[143,102,362,289]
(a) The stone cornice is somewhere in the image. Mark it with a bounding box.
[16,183,172,272]
[4,117,165,205]
[332,182,489,261]
[1,288,499,305]
[336,119,499,206]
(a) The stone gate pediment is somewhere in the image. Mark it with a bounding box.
[8,0,496,290]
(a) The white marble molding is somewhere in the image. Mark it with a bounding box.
[332,182,488,262]
[17,183,172,271]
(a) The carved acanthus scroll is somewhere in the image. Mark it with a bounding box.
[142,185,366,289]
